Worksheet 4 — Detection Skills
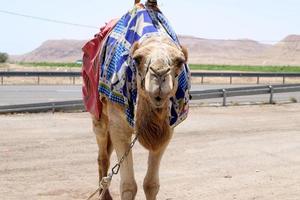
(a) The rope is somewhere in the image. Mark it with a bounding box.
[86,188,100,200]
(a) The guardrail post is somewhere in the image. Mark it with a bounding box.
[201,76,204,84]
[257,76,260,84]
[73,76,75,85]
[1,76,3,85]
[269,85,274,104]
[230,76,232,84]
[222,89,227,106]
[52,103,55,113]
[283,76,286,84]
[37,76,40,85]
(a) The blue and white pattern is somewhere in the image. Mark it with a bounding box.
[99,6,190,127]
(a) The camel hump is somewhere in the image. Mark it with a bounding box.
[135,0,158,6]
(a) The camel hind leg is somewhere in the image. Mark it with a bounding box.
[92,99,113,200]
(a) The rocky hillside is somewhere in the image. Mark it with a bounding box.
[11,35,300,66]
[179,36,271,65]
[12,40,86,63]
[262,35,300,66]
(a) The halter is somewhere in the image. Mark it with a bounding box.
[137,57,181,91]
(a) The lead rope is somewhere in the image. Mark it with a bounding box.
[87,133,139,200]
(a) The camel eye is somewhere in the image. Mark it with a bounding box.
[133,55,143,66]
[174,57,185,68]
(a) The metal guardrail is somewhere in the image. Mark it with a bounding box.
[0,71,81,77]
[191,84,300,106]
[0,71,81,85]
[192,72,300,77]
[1,71,300,85]
[0,100,84,114]
[0,84,299,114]
[191,72,300,84]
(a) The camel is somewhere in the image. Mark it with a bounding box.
[83,1,190,199]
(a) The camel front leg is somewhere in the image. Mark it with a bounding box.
[143,145,168,200]
[110,133,138,200]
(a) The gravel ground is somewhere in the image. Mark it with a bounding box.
[1,104,300,200]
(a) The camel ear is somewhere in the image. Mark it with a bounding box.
[173,46,188,75]
[174,56,185,75]
[131,42,139,57]
[174,46,188,68]
[180,45,188,62]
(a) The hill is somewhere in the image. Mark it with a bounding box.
[12,40,86,63]
[11,35,300,66]
[179,36,271,65]
[262,35,300,66]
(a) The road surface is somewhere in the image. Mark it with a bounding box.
[0,84,300,106]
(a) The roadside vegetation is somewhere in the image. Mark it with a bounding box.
[0,52,9,63]
[190,64,300,73]
[18,62,82,68]
[15,62,300,73]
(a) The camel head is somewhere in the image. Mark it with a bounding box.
[131,36,188,108]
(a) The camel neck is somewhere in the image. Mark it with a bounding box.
[135,95,171,152]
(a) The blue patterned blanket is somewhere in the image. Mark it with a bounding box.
[98,5,190,127]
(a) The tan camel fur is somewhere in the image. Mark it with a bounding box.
[92,34,187,200]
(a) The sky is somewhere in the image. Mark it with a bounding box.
[0,0,300,55]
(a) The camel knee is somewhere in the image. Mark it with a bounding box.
[143,181,160,200]
[98,156,110,177]
[93,118,108,135]
[121,182,137,200]
[98,156,109,169]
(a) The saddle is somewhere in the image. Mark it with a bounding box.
[82,19,118,119]
[82,3,190,127]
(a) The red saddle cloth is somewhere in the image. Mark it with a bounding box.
[82,19,118,120]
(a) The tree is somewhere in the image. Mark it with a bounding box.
[0,52,9,63]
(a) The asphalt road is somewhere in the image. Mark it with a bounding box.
[0,84,300,106]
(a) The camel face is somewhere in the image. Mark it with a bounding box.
[132,36,187,108]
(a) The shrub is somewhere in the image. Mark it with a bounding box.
[0,52,9,63]
[290,97,298,103]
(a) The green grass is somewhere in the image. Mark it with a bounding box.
[190,64,300,73]
[15,62,300,73]
[17,62,82,68]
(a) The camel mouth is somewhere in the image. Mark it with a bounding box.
[155,96,162,102]
[151,96,167,108]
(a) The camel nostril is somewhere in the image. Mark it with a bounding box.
[155,96,162,102]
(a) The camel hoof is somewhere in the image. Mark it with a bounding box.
[122,191,135,200]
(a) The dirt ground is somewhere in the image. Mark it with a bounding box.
[1,104,300,200]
